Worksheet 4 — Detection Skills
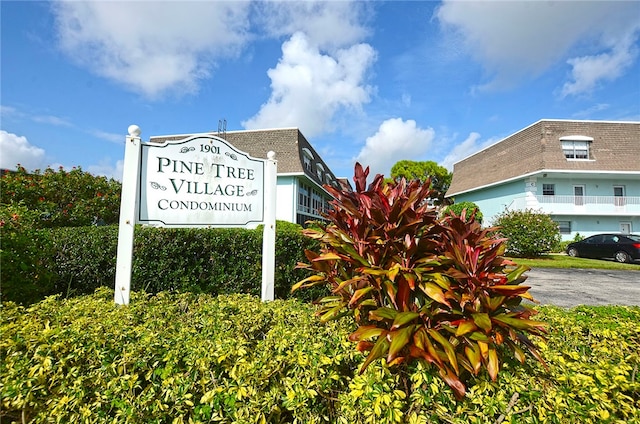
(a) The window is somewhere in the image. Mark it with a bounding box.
[542,184,555,195]
[311,188,323,215]
[614,186,625,206]
[302,148,314,170]
[573,185,585,206]
[560,135,593,160]
[315,163,325,181]
[556,221,571,234]
[298,183,311,213]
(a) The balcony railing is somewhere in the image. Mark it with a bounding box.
[509,195,640,215]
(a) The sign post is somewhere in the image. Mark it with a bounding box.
[114,125,142,305]
[261,151,277,301]
[114,125,277,305]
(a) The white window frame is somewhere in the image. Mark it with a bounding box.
[560,135,593,160]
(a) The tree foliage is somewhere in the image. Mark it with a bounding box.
[443,201,483,224]
[389,160,452,204]
[0,166,121,228]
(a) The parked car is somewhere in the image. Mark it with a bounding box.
[566,233,640,263]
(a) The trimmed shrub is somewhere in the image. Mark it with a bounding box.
[1,225,321,304]
[1,291,638,423]
[0,204,56,304]
[0,290,359,423]
[493,209,561,257]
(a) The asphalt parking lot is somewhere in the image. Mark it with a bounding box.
[524,267,640,308]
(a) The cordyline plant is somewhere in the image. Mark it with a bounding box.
[293,163,548,399]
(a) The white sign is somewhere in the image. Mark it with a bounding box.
[114,126,277,305]
[139,136,265,227]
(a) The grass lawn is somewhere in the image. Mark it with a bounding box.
[506,254,640,270]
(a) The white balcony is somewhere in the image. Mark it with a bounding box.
[509,195,640,216]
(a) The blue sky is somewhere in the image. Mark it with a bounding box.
[2,1,639,181]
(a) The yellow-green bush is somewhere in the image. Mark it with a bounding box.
[1,292,639,423]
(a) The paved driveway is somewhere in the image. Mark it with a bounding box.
[524,267,640,308]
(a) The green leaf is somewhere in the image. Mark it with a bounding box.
[467,331,490,342]
[348,286,374,307]
[334,276,365,293]
[487,347,499,381]
[359,335,391,373]
[484,294,506,312]
[464,344,482,375]
[506,264,530,284]
[316,295,344,304]
[472,313,492,331]
[319,304,347,322]
[291,275,325,292]
[360,267,388,276]
[455,319,477,336]
[387,264,401,282]
[492,314,547,330]
[368,308,396,324]
[427,329,459,374]
[512,344,526,364]
[387,325,417,361]
[349,326,386,342]
[312,252,342,261]
[340,243,371,266]
[426,273,451,290]
[391,311,420,330]
[382,280,397,305]
[419,282,450,306]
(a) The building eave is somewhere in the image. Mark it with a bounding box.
[446,169,640,198]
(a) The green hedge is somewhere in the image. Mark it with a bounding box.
[1,225,324,304]
[2,291,639,423]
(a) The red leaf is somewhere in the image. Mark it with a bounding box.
[439,366,466,400]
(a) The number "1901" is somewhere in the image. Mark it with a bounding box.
[200,144,220,154]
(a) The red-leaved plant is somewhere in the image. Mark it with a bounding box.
[293,163,547,399]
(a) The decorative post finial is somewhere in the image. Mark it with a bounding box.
[128,125,142,137]
[267,151,276,160]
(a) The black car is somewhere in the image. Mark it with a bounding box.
[566,233,640,263]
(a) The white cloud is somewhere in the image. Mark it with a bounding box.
[52,1,252,98]
[242,32,376,137]
[89,130,124,145]
[436,0,640,94]
[0,131,47,171]
[87,158,125,181]
[31,114,73,127]
[255,1,372,51]
[561,32,638,97]
[355,118,435,178]
[572,103,610,119]
[441,132,498,171]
